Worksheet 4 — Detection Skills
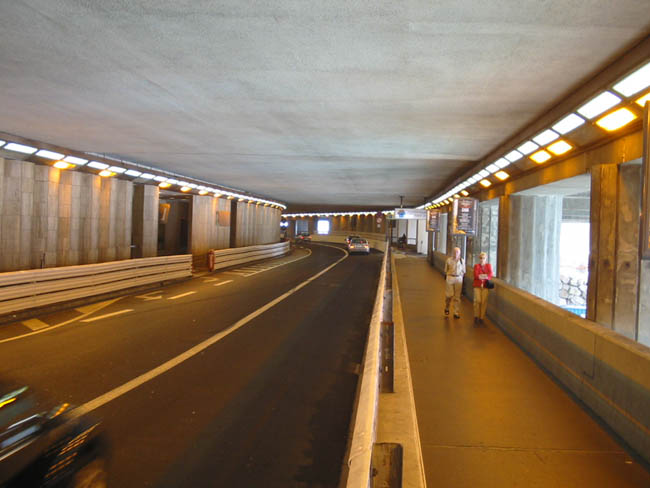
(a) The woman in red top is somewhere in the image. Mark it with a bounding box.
[473,252,494,324]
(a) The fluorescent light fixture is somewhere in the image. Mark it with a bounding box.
[199,190,209,195]
[98,170,114,177]
[0,140,5,147]
[154,176,167,182]
[64,156,88,166]
[530,150,552,164]
[577,91,621,119]
[180,186,191,192]
[5,142,37,154]
[495,159,510,170]
[552,113,585,134]
[504,151,522,163]
[125,169,142,177]
[166,179,180,185]
[494,171,509,181]
[478,169,489,178]
[479,179,491,188]
[532,129,559,146]
[613,61,650,97]
[517,141,538,155]
[36,149,65,160]
[108,166,126,174]
[227,195,234,199]
[159,182,171,188]
[485,164,499,174]
[139,173,155,179]
[636,92,650,107]
[461,190,469,196]
[547,139,573,155]
[87,161,109,170]
[53,161,72,170]
[178,181,190,187]
[595,107,637,131]
[188,183,198,188]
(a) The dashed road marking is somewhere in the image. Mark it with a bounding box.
[203,278,219,283]
[223,271,250,276]
[168,291,197,300]
[213,280,233,287]
[136,292,163,300]
[81,309,133,323]
[22,318,49,331]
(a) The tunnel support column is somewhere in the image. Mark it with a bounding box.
[639,103,650,344]
[506,194,562,305]
[131,184,159,258]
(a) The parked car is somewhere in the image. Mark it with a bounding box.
[296,232,312,242]
[0,378,108,488]
[347,238,370,255]
[345,235,360,245]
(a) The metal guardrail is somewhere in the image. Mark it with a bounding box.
[0,255,193,316]
[345,241,390,487]
[209,241,290,271]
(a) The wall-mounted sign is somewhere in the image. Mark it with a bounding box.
[452,198,478,235]
[393,208,428,220]
[427,209,440,232]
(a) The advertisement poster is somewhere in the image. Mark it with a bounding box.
[427,209,439,232]
[453,198,478,235]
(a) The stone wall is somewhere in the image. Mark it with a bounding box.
[559,275,587,307]
[0,158,134,272]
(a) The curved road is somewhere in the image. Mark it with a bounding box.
[1,243,383,487]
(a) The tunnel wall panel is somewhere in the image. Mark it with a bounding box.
[0,158,135,272]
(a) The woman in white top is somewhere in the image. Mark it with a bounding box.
[444,247,465,319]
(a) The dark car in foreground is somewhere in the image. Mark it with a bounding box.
[0,379,108,488]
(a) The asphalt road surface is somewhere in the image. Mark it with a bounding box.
[1,243,383,487]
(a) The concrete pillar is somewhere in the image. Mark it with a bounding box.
[588,164,618,326]
[132,184,159,258]
[508,194,562,304]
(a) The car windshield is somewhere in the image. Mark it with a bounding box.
[350,239,366,244]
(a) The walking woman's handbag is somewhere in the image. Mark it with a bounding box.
[485,280,495,289]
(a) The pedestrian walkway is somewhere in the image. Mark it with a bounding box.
[393,254,650,487]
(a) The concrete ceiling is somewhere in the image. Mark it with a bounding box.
[0,1,648,211]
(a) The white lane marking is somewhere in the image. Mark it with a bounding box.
[136,292,163,300]
[0,297,126,344]
[75,298,122,315]
[22,318,49,331]
[213,280,233,287]
[223,271,249,276]
[73,246,348,417]
[168,291,197,300]
[80,309,133,323]
[203,278,219,283]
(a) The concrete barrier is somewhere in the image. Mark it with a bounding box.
[0,255,192,316]
[430,250,650,463]
[344,242,389,487]
[209,242,290,271]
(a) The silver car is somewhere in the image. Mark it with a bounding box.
[347,238,370,255]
